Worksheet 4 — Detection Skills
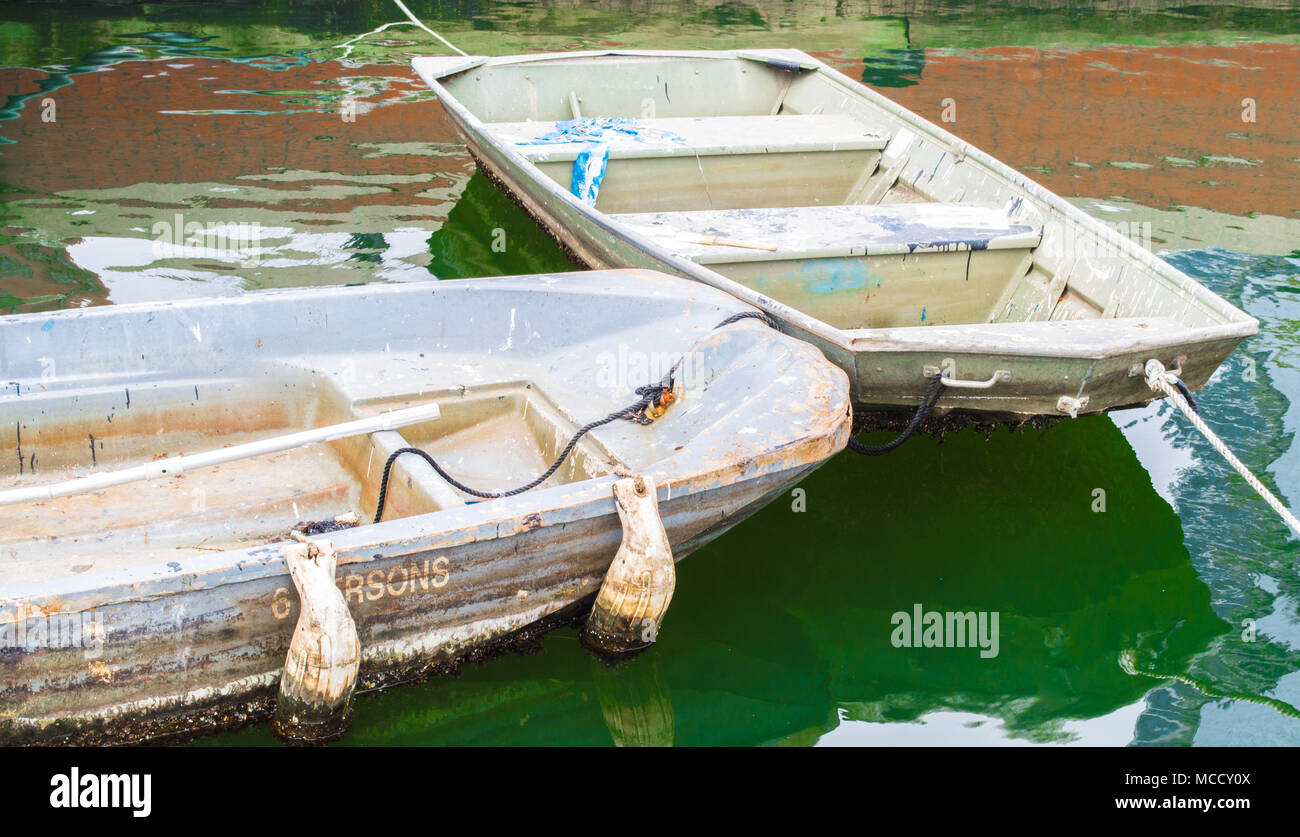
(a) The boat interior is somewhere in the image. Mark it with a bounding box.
[0,373,614,579]
[436,51,1233,332]
[0,274,842,581]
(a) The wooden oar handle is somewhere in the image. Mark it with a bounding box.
[676,231,778,252]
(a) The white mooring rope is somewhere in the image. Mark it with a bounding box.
[334,21,414,60]
[391,0,469,56]
[1144,358,1300,538]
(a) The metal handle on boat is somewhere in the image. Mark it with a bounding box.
[923,366,1011,389]
[763,57,810,73]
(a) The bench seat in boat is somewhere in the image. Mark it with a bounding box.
[610,203,1042,262]
[612,203,1043,329]
[488,114,888,162]
[487,114,889,212]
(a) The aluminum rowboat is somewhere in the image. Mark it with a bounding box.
[413,48,1257,422]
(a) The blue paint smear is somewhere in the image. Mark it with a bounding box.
[921,306,927,322]
[40,319,54,331]
[907,237,993,253]
[929,152,946,182]
[795,259,876,294]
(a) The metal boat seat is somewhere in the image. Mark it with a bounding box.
[610,202,1043,262]
[489,114,888,162]
[611,202,1044,329]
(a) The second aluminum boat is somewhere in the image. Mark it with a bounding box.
[413,48,1257,423]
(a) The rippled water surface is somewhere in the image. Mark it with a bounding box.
[2,0,1298,746]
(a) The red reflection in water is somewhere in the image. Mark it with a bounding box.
[1,58,468,197]
[815,43,1300,218]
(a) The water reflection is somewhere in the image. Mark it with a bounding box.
[1,52,469,310]
[429,172,577,278]
[592,658,675,747]
[818,703,1148,746]
[861,48,926,87]
[1117,249,1300,745]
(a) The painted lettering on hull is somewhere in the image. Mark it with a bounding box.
[273,557,451,619]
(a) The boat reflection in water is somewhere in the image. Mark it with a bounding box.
[429,172,577,280]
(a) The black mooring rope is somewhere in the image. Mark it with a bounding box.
[1173,377,1199,414]
[847,373,947,456]
[714,310,779,330]
[371,309,775,523]
[372,382,667,518]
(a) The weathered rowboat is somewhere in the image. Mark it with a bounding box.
[0,269,849,744]
[413,48,1258,422]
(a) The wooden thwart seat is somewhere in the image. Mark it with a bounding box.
[488,114,888,162]
[610,203,1043,263]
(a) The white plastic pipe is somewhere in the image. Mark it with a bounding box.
[0,402,441,506]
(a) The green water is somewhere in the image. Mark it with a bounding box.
[2,0,1297,746]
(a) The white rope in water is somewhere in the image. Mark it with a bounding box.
[335,21,414,60]
[391,0,469,56]
[1144,358,1300,537]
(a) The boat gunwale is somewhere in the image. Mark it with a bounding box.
[843,318,1254,356]
[414,48,1260,356]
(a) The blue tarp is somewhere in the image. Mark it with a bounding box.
[511,117,685,205]
[572,144,609,207]
[512,117,685,147]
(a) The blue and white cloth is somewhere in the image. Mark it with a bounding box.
[571,144,609,207]
[510,117,684,206]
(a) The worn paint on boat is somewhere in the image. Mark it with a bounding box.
[412,48,1258,422]
[0,269,850,744]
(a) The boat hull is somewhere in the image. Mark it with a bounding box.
[0,462,814,745]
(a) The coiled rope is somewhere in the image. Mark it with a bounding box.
[847,373,948,456]
[1144,359,1300,538]
[372,310,775,522]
